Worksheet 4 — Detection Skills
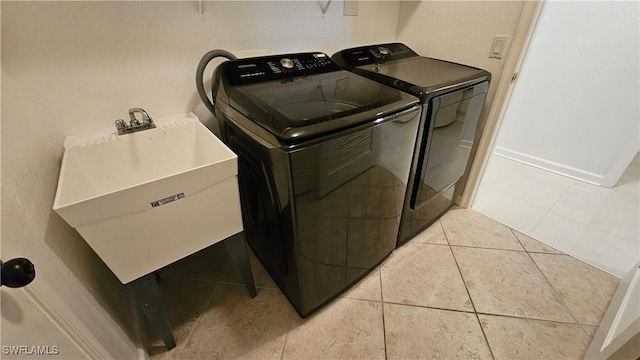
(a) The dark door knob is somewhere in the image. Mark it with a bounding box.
[1,258,36,288]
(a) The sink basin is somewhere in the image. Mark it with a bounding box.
[53,113,243,284]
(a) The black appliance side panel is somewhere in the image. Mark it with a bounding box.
[221,119,302,309]
[290,107,420,315]
[218,106,420,317]
[398,81,489,245]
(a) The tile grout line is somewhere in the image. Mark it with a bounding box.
[495,228,583,327]
[343,296,383,305]
[507,226,629,271]
[580,326,596,339]
[378,265,388,360]
[516,236,582,326]
[532,175,639,249]
[474,310,598,328]
[449,243,526,253]
[175,263,231,357]
[508,227,530,253]
[279,332,290,360]
[508,227,566,256]
[545,180,574,214]
[534,159,640,245]
[441,224,496,360]
[440,226,477,314]
[437,220,449,245]
[483,154,627,239]
[524,207,549,239]
[409,241,546,254]
[381,298,597,327]
[174,280,222,359]
[382,300,476,314]
[546,206,639,247]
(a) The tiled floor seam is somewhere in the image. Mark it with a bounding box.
[501,229,582,325]
[542,208,638,251]
[545,207,640,248]
[509,227,529,252]
[174,280,221,359]
[530,183,572,232]
[409,240,450,246]
[437,239,478,312]
[347,297,385,305]
[448,244,527,253]
[441,229,497,360]
[548,183,571,210]
[279,332,290,360]
[379,266,388,360]
[201,262,232,285]
[442,242,498,359]
[524,251,566,256]
[437,220,450,245]
[508,227,566,256]
[439,233,478,314]
[474,313,496,360]
[510,247,581,325]
[581,326,597,338]
[381,300,476,314]
[475,311,592,327]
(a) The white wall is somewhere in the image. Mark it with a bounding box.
[494,1,640,186]
[1,1,400,357]
[396,1,526,111]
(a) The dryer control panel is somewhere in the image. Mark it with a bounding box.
[223,52,341,86]
[332,43,418,67]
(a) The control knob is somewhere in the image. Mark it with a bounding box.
[280,58,294,69]
[378,47,390,55]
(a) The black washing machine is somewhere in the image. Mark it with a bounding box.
[210,52,420,316]
[333,43,491,246]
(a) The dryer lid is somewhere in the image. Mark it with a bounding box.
[332,43,490,100]
[358,57,489,96]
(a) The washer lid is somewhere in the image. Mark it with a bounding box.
[228,70,418,142]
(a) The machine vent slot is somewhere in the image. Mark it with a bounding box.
[318,129,376,197]
[326,131,373,174]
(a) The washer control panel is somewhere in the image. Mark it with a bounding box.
[333,43,418,67]
[224,52,341,86]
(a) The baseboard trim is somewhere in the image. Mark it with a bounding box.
[493,146,605,185]
[25,282,112,359]
[130,291,151,360]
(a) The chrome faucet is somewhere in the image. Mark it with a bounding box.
[115,108,156,135]
[375,46,390,72]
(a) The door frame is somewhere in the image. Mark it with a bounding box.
[459,0,545,207]
[0,238,132,359]
[585,262,640,359]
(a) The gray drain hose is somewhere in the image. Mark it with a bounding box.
[196,49,237,115]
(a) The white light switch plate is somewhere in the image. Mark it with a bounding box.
[489,35,509,59]
[344,0,359,16]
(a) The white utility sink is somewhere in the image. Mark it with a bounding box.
[53,113,243,284]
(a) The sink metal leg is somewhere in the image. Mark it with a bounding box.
[224,231,257,298]
[127,273,176,350]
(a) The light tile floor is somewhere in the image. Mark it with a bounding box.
[148,207,620,360]
[473,153,640,278]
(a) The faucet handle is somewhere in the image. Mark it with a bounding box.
[117,108,155,135]
[115,119,129,130]
[129,108,153,125]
